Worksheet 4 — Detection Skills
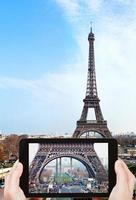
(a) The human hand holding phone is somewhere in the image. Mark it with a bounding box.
[3,160,42,200]
[3,159,136,200]
[93,159,136,200]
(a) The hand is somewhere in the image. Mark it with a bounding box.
[92,159,136,200]
[4,160,42,200]
[109,159,135,200]
[3,159,136,200]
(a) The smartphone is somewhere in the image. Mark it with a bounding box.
[19,138,118,198]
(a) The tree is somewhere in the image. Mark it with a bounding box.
[2,134,28,160]
[127,163,136,176]
[114,133,136,147]
[0,142,5,162]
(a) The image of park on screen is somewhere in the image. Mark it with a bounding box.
[29,141,108,194]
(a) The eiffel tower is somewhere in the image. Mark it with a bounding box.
[73,27,111,138]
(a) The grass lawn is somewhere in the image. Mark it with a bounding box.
[54,173,73,183]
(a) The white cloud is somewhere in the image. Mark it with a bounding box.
[84,0,103,12]
[55,0,80,21]
[116,0,136,5]
[0,67,87,134]
[0,67,86,104]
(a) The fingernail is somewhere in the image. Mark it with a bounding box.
[116,160,123,168]
[117,160,122,164]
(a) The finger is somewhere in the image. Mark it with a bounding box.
[120,159,132,177]
[119,159,136,192]
[5,162,23,191]
[10,162,23,188]
[4,159,19,185]
[115,160,128,186]
[4,164,17,190]
[128,174,136,194]
[5,160,19,182]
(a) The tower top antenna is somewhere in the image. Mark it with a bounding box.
[90,21,93,33]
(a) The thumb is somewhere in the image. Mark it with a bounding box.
[5,162,23,190]
[11,162,23,188]
[115,160,128,186]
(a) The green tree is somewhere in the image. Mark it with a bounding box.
[127,163,136,176]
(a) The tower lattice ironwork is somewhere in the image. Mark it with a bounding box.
[73,28,111,138]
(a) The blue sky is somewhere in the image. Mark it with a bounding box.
[0,0,136,135]
[0,0,77,78]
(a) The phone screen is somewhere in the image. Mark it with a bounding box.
[28,141,108,194]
